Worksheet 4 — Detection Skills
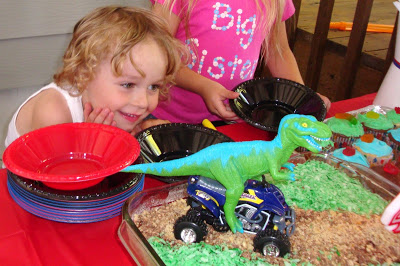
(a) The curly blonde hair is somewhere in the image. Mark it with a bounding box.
[54,6,186,99]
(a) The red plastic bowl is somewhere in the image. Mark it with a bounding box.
[3,123,140,190]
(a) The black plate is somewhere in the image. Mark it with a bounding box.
[135,123,234,183]
[7,157,144,202]
[229,77,327,132]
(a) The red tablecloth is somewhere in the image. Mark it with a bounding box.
[0,93,376,265]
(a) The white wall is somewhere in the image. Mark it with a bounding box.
[0,0,151,163]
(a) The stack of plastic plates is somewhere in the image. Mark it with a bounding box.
[7,170,144,223]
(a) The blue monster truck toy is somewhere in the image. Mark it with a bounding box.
[174,176,296,257]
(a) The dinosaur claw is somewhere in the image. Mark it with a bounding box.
[236,220,244,233]
[228,217,244,234]
[289,173,296,181]
[272,172,295,181]
[282,162,295,172]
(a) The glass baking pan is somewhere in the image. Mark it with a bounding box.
[118,152,400,265]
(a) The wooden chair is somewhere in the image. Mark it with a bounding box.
[287,0,397,101]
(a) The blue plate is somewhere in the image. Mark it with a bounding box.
[7,175,144,223]
[8,172,143,209]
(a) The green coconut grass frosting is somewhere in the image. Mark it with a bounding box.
[148,237,275,266]
[357,111,393,130]
[148,237,348,266]
[268,160,387,215]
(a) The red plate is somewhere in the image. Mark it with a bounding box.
[3,123,140,190]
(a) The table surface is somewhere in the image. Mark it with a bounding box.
[0,93,376,265]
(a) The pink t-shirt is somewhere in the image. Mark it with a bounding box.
[152,0,295,123]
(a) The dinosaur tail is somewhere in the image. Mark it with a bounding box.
[121,156,211,177]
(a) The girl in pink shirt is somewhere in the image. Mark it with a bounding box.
[151,0,330,124]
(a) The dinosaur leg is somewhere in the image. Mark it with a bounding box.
[209,162,244,233]
[222,184,244,233]
[269,162,295,181]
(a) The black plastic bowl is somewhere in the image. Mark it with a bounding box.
[229,77,327,132]
[135,123,234,183]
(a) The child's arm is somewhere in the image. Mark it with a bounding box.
[131,118,170,135]
[266,21,331,110]
[266,23,303,84]
[17,90,118,137]
[174,68,240,121]
[152,3,239,121]
[15,88,74,136]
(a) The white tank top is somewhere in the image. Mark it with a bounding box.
[4,83,83,149]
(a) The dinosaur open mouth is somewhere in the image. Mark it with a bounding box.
[304,135,331,151]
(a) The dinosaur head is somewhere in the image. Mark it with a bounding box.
[279,114,332,153]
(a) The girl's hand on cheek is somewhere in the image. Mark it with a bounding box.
[83,102,117,126]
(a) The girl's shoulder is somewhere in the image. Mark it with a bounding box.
[33,88,73,122]
[17,86,73,135]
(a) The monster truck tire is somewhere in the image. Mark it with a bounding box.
[185,208,200,218]
[174,215,207,243]
[211,218,229,232]
[254,228,290,257]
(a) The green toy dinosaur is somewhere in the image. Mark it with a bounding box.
[122,114,332,233]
